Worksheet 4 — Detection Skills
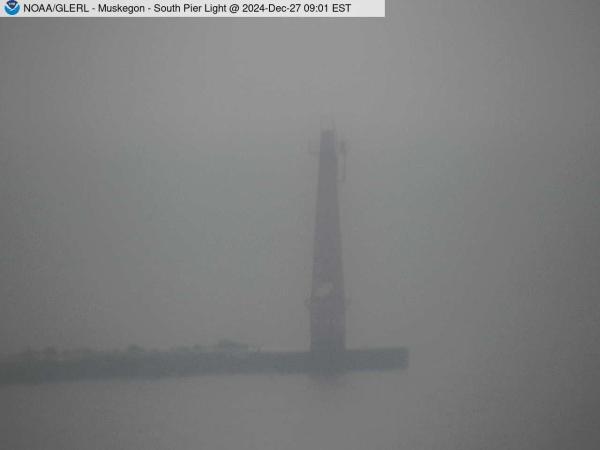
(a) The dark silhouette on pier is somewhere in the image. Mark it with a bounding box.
[309,129,346,355]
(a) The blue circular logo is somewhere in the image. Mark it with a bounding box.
[4,0,20,15]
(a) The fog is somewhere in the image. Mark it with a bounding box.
[1,0,599,447]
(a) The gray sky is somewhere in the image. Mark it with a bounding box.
[1,0,599,389]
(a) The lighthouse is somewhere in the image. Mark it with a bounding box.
[309,129,346,355]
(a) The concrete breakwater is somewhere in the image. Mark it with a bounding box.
[0,348,408,385]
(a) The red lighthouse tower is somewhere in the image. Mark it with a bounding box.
[309,129,346,355]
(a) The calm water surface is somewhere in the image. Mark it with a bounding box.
[1,357,597,450]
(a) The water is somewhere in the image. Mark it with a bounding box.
[1,357,598,450]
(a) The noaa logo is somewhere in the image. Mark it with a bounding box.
[4,0,20,15]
